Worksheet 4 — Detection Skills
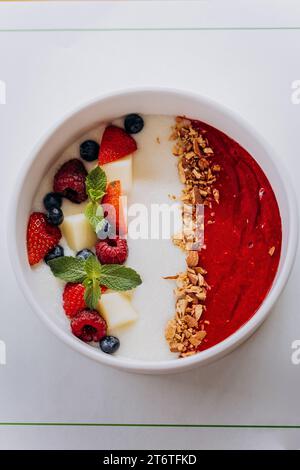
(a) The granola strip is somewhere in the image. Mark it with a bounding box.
[165,116,220,357]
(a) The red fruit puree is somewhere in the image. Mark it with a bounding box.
[190,120,282,351]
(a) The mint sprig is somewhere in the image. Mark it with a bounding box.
[48,255,142,309]
[85,253,102,278]
[84,201,104,231]
[83,278,101,310]
[85,166,107,203]
[85,166,107,232]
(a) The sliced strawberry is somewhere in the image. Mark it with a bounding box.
[27,212,61,266]
[63,282,107,318]
[98,125,137,165]
[102,180,127,235]
[63,283,86,318]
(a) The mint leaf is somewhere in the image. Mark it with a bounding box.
[96,205,104,217]
[83,278,101,309]
[47,256,86,282]
[85,254,101,279]
[100,264,142,291]
[84,201,103,231]
[86,166,107,202]
[89,189,105,202]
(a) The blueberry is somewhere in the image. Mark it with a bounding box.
[97,219,113,240]
[76,249,94,261]
[44,245,64,264]
[46,207,64,226]
[80,140,99,162]
[43,192,62,210]
[124,114,144,134]
[100,336,120,354]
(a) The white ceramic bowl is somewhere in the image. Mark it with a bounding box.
[8,88,298,374]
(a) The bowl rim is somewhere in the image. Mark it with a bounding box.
[8,86,299,373]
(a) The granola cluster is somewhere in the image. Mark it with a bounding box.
[165,116,220,357]
[171,116,220,206]
[171,117,220,252]
[165,251,209,357]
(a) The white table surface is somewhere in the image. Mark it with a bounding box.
[1,0,300,450]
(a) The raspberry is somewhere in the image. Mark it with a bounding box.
[96,237,128,264]
[53,158,88,203]
[71,310,107,342]
[63,283,107,318]
[27,212,61,265]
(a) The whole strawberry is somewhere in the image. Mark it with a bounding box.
[63,282,107,318]
[53,158,88,203]
[71,309,107,342]
[96,236,128,264]
[27,212,62,266]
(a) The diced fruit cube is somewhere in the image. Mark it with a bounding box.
[100,155,132,194]
[62,200,88,217]
[97,292,138,330]
[61,213,97,251]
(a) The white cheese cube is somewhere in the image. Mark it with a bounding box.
[61,213,97,252]
[97,292,138,330]
[62,200,88,217]
[101,155,132,194]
